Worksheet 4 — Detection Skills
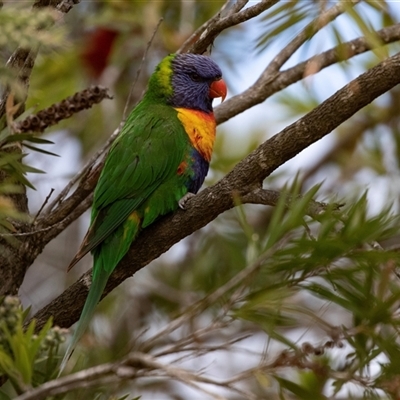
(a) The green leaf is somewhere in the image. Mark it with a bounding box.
[275,376,327,400]
[18,164,46,175]
[343,3,388,61]
[0,390,13,400]
[256,1,316,53]
[18,136,54,145]
[22,144,59,157]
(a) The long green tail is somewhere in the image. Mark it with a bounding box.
[58,262,110,375]
[59,213,141,375]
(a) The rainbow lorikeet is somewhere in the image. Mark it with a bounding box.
[60,53,226,371]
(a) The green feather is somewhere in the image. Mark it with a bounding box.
[59,53,221,374]
[59,97,192,373]
[58,259,109,373]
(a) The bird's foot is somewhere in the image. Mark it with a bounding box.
[179,192,195,209]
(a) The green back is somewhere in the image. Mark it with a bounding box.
[81,100,189,260]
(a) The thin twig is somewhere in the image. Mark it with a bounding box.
[0,221,63,238]
[264,0,361,74]
[41,194,93,242]
[32,188,54,224]
[43,127,119,215]
[186,0,278,54]
[177,0,232,54]
[0,195,92,239]
[14,362,131,400]
[15,351,255,400]
[240,188,343,217]
[153,331,252,358]
[142,248,276,352]
[129,353,255,400]
[122,18,163,120]
[228,0,249,15]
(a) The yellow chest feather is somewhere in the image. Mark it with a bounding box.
[175,108,216,162]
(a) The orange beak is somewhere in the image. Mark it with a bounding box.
[209,78,227,102]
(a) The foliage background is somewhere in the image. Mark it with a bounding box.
[2,0,400,399]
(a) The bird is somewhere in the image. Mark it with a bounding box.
[59,53,227,373]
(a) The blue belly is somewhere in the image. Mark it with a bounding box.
[187,149,209,194]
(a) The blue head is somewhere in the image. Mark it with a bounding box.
[145,53,227,112]
[170,53,225,113]
[147,53,226,113]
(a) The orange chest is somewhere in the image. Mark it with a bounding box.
[174,108,216,162]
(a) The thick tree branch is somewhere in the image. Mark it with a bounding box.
[30,50,400,331]
[216,22,400,124]
[182,0,279,54]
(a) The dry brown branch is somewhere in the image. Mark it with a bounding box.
[141,248,277,353]
[240,188,343,217]
[216,22,400,125]
[182,0,279,55]
[43,129,118,216]
[122,18,164,120]
[15,334,351,400]
[15,350,259,400]
[227,0,248,15]
[14,86,112,134]
[177,0,232,54]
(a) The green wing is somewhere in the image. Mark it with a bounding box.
[70,103,188,267]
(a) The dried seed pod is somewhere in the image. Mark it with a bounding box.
[14,85,113,133]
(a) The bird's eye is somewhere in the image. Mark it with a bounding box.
[190,72,201,82]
